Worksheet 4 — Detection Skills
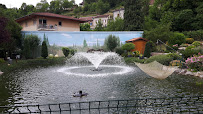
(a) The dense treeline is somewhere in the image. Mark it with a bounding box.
[144,0,203,42]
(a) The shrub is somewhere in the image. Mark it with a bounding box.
[168,32,186,46]
[144,41,151,58]
[115,47,124,55]
[183,30,203,41]
[70,49,76,56]
[170,60,184,66]
[186,45,195,50]
[185,54,203,71]
[145,55,173,66]
[133,51,140,57]
[192,41,201,47]
[41,41,48,59]
[166,53,181,60]
[122,43,135,52]
[124,57,145,64]
[0,58,5,63]
[104,35,120,51]
[62,47,70,57]
[185,38,194,44]
[180,48,198,59]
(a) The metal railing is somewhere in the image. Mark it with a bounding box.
[1,96,203,113]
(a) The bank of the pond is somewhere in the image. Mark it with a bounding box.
[0,57,66,74]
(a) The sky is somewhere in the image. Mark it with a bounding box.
[0,0,83,8]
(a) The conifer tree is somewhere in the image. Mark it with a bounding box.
[41,41,48,59]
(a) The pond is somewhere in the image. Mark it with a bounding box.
[0,63,203,107]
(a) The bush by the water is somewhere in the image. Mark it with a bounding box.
[115,47,124,55]
[145,55,173,66]
[62,47,70,57]
[124,57,145,64]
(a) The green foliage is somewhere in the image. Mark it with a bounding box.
[94,19,104,31]
[121,43,135,52]
[23,38,31,59]
[145,55,173,66]
[124,57,145,64]
[41,41,48,59]
[62,47,70,57]
[105,18,124,31]
[183,30,203,41]
[0,58,5,63]
[104,35,120,51]
[83,39,88,47]
[70,49,76,56]
[144,24,172,43]
[80,23,91,31]
[166,53,181,60]
[168,32,186,45]
[180,48,198,59]
[115,47,124,55]
[185,38,194,44]
[192,41,201,47]
[124,0,149,30]
[23,34,41,59]
[144,41,151,58]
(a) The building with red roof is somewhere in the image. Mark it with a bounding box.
[126,37,148,54]
[16,12,86,31]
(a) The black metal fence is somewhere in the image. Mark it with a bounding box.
[1,96,203,114]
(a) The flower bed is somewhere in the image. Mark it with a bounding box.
[185,53,203,72]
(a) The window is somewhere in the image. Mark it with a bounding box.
[59,21,62,26]
[90,22,92,26]
[39,19,47,25]
[103,20,106,23]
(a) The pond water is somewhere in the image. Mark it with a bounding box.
[0,64,203,107]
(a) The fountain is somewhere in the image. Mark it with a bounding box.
[57,52,134,77]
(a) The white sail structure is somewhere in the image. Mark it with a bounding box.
[135,61,178,79]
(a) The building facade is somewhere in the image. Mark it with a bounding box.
[113,8,124,20]
[92,15,110,29]
[16,12,85,31]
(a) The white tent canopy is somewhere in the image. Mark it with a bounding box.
[135,61,178,79]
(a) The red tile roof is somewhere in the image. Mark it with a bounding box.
[94,15,110,18]
[79,16,94,21]
[126,37,148,42]
[16,12,86,23]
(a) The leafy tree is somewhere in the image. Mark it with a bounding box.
[104,35,120,51]
[36,0,49,12]
[144,24,173,43]
[41,41,48,59]
[124,0,149,30]
[94,19,103,31]
[121,43,135,52]
[62,47,70,57]
[105,18,124,31]
[80,23,91,31]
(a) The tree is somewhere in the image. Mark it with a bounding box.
[105,18,124,31]
[121,43,135,52]
[144,41,151,58]
[168,33,186,46]
[23,38,31,59]
[83,39,88,47]
[124,0,149,30]
[80,23,91,31]
[94,19,103,31]
[41,41,48,59]
[62,47,70,57]
[104,35,120,51]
